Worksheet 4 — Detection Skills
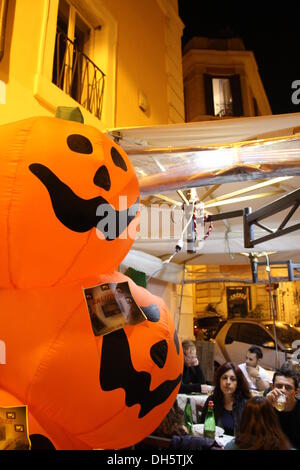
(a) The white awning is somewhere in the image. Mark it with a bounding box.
[108,113,300,195]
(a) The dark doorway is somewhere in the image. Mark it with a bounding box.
[226,286,251,318]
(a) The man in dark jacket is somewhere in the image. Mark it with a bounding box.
[179,340,205,394]
[266,367,300,449]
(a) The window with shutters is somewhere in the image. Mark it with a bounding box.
[212,78,233,116]
[52,0,105,120]
[0,0,8,62]
[34,0,117,127]
[204,73,244,117]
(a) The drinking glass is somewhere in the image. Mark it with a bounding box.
[274,394,286,412]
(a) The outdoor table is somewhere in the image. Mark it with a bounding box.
[177,393,236,448]
[216,434,235,448]
[250,389,265,397]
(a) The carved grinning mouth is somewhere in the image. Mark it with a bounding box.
[100,328,182,418]
[29,163,139,240]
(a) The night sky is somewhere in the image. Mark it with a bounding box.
[178,3,300,115]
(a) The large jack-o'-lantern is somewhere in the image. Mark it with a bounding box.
[0,110,183,449]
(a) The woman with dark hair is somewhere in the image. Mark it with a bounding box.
[225,396,292,450]
[200,362,251,436]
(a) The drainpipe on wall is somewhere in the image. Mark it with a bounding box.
[265,252,280,369]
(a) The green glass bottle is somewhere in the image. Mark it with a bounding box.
[203,400,216,439]
[183,397,193,435]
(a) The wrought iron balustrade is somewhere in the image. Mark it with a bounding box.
[216,102,233,117]
[52,30,105,120]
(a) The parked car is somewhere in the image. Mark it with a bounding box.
[194,314,223,341]
[213,318,300,371]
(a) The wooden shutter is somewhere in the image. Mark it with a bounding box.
[253,97,259,116]
[231,74,244,116]
[203,74,214,115]
[0,0,9,61]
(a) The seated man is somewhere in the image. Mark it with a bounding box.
[239,345,271,391]
[266,367,300,449]
[179,340,205,394]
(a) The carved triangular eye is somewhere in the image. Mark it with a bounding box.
[150,340,168,368]
[111,147,127,171]
[67,134,93,154]
[93,165,111,191]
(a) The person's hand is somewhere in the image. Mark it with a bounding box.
[185,355,199,367]
[265,388,284,405]
[246,366,259,379]
[190,356,199,366]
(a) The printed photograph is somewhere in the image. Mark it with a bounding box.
[0,406,30,450]
[83,281,147,337]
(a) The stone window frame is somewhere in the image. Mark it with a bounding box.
[33,0,117,129]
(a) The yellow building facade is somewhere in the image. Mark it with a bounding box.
[192,264,300,326]
[0,0,184,129]
[0,0,188,335]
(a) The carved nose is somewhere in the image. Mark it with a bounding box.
[93,165,111,191]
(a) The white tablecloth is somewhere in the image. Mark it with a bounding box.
[177,394,235,448]
[216,434,235,447]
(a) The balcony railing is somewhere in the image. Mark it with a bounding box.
[215,102,233,117]
[52,30,105,120]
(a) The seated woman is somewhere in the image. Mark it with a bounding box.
[179,340,206,394]
[225,396,292,450]
[200,362,251,436]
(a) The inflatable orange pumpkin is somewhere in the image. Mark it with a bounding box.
[0,114,183,449]
[0,115,140,288]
